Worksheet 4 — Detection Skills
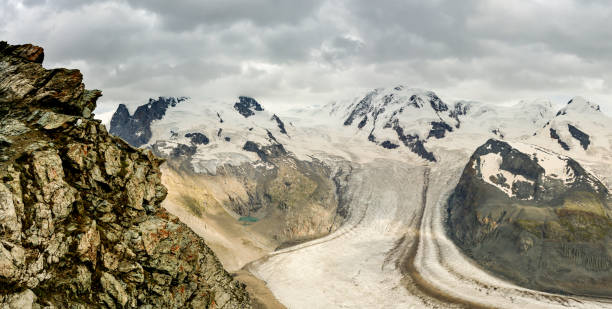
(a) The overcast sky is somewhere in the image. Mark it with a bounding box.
[3,0,612,121]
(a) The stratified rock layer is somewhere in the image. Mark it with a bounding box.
[447,139,612,297]
[0,42,251,308]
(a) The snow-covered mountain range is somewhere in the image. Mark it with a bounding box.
[325,86,560,161]
[109,86,611,170]
[107,86,612,307]
[110,96,292,174]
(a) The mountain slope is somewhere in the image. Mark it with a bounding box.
[330,87,456,161]
[0,42,251,308]
[452,98,554,139]
[109,95,349,270]
[531,97,612,157]
[111,96,293,172]
[326,86,556,162]
[109,96,188,147]
[447,139,612,297]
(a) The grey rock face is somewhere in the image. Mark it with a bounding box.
[0,42,251,308]
[392,121,436,162]
[449,101,471,128]
[343,90,377,126]
[447,139,612,297]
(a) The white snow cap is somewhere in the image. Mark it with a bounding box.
[558,96,601,115]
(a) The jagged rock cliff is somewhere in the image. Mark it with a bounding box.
[109,97,188,148]
[447,139,612,297]
[0,42,251,308]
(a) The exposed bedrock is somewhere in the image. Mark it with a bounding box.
[447,139,612,297]
[0,42,250,308]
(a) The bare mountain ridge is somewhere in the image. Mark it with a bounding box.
[0,42,251,308]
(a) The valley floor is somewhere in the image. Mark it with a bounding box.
[164,147,612,308]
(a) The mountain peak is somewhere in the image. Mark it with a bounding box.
[557,96,601,116]
[234,96,264,118]
[338,86,455,161]
[109,96,187,147]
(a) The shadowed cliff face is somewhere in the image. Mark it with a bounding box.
[0,42,251,308]
[447,139,612,297]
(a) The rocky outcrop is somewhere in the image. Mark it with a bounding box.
[427,121,453,139]
[271,114,287,135]
[0,42,250,308]
[449,101,471,128]
[549,128,570,151]
[109,96,187,147]
[536,97,605,153]
[233,96,263,118]
[447,139,612,297]
[185,132,210,145]
[568,124,590,150]
[242,140,287,162]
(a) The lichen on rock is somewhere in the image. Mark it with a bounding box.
[0,42,251,308]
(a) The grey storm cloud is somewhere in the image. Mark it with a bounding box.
[124,0,325,30]
[3,0,612,121]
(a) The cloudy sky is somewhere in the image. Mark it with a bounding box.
[3,0,612,121]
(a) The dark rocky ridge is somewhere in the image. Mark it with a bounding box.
[568,124,590,150]
[242,140,287,162]
[0,42,251,308]
[380,140,399,149]
[109,96,187,147]
[550,128,570,151]
[447,139,612,297]
[392,120,436,162]
[185,132,209,145]
[428,121,453,139]
[233,96,263,118]
[449,101,471,128]
[343,90,377,126]
[271,114,287,135]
